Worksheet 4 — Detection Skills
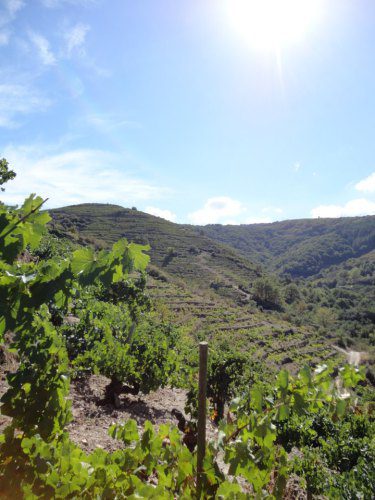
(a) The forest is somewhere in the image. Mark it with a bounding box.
[0,164,374,498]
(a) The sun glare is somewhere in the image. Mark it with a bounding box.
[224,0,323,52]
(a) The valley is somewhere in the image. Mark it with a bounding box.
[49,203,374,373]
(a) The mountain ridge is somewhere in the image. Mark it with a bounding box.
[50,203,375,279]
[196,215,375,277]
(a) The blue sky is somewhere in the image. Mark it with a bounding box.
[1,0,375,224]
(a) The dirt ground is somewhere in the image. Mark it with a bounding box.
[0,344,216,453]
[67,375,193,452]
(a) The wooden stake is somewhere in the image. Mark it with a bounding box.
[197,341,208,498]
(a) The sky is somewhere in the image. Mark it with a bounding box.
[1,0,375,224]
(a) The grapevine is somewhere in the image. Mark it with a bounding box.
[0,189,372,498]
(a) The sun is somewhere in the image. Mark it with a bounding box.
[224,0,323,52]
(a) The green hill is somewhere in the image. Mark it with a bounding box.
[49,203,374,365]
[195,216,375,351]
[307,249,375,348]
[197,216,375,278]
[49,203,261,303]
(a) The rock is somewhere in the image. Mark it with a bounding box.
[282,356,293,364]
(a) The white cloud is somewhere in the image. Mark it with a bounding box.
[3,0,24,17]
[145,206,177,222]
[355,172,375,194]
[188,196,245,225]
[0,0,24,25]
[1,144,168,208]
[0,31,10,45]
[0,0,24,43]
[29,32,56,65]
[311,198,375,218]
[61,23,108,75]
[83,113,142,131]
[0,83,51,127]
[26,22,94,71]
[63,23,90,57]
[187,198,284,225]
[293,161,301,172]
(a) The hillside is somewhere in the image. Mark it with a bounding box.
[197,216,375,278]
[1,197,373,498]
[308,249,375,348]
[192,216,374,351]
[48,203,368,372]
[49,203,262,304]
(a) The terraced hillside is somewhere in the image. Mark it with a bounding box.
[146,271,341,374]
[196,216,374,355]
[49,203,261,303]
[197,215,375,277]
[49,203,345,372]
[49,203,375,366]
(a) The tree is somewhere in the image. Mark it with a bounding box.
[315,306,336,329]
[0,158,16,191]
[162,246,177,266]
[252,276,283,310]
[284,283,301,304]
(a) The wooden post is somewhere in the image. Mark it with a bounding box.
[197,341,208,498]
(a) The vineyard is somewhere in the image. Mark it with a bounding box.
[2,0,375,496]
[0,176,374,498]
[50,203,373,369]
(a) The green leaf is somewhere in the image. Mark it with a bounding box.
[300,365,312,385]
[71,247,96,276]
[293,392,306,414]
[277,403,290,421]
[120,419,139,444]
[335,398,347,417]
[277,370,289,390]
[250,387,263,412]
[22,383,31,394]
[216,481,243,498]
[128,242,150,271]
